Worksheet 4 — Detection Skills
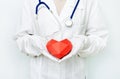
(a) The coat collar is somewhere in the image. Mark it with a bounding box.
[41,0,84,23]
[42,0,76,19]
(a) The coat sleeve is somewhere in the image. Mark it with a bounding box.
[69,0,109,58]
[13,0,46,57]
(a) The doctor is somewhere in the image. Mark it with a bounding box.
[13,0,109,79]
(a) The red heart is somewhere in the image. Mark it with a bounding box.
[46,39,72,59]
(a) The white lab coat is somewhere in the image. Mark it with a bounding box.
[13,0,109,79]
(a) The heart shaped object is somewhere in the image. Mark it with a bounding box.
[46,39,72,59]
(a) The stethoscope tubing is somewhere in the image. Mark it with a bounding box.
[70,0,80,19]
[35,0,80,20]
[36,1,50,14]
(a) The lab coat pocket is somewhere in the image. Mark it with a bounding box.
[73,7,85,26]
[36,7,60,37]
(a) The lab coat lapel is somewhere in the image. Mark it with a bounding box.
[43,0,58,18]
[37,7,60,37]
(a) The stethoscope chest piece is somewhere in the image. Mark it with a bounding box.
[65,19,73,27]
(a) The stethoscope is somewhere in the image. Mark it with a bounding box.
[35,0,80,27]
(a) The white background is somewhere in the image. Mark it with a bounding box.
[0,0,120,79]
